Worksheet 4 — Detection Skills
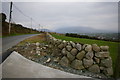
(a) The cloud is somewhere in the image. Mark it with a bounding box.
[2,2,118,32]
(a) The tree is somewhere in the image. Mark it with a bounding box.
[0,13,7,22]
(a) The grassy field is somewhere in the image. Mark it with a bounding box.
[51,34,119,72]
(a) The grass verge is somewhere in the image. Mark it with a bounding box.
[17,33,46,46]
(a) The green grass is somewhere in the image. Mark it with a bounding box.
[51,34,119,72]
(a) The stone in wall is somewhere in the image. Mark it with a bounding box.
[88,64,100,73]
[100,66,105,71]
[56,39,62,45]
[83,58,93,68]
[85,45,92,52]
[103,67,113,76]
[95,52,109,58]
[59,56,70,67]
[63,40,68,47]
[53,38,57,45]
[52,48,62,57]
[46,33,113,77]
[61,48,67,55]
[71,59,84,70]
[85,51,94,59]
[67,52,75,61]
[83,44,88,50]
[66,45,72,51]
[100,57,112,68]
[94,57,100,64]
[92,44,100,52]
[70,41,76,47]
[76,43,82,51]
[100,46,109,51]
[58,43,64,49]
[70,48,78,56]
[76,50,86,60]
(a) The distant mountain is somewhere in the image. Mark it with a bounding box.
[55,26,115,33]
[37,29,52,32]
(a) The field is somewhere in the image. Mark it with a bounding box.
[51,34,119,72]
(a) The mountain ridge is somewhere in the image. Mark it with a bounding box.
[54,26,116,33]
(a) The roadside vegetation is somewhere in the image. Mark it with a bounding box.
[17,33,46,46]
[1,13,40,37]
[51,33,119,73]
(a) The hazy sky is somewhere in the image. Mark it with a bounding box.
[2,2,118,32]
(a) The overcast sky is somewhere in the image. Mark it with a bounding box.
[2,2,118,32]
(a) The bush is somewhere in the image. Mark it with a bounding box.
[0,13,7,22]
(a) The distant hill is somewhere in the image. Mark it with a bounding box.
[55,26,116,33]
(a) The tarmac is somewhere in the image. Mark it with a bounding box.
[1,51,95,79]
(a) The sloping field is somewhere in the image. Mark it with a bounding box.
[51,34,119,71]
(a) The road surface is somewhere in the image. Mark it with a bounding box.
[0,34,40,63]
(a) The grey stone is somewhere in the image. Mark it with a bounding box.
[94,57,100,64]
[36,42,40,47]
[36,51,40,54]
[67,52,75,61]
[53,57,60,62]
[61,48,67,55]
[83,58,93,68]
[58,43,64,49]
[56,39,62,45]
[71,59,84,70]
[83,44,88,50]
[36,47,40,51]
[85,45,92,52]
[70,48,78,56]
[76,43,82,51]
[63,40,67,47]
[70,41,76,47]
[100,46,109,51]
[103,67,113,76]
[85,51,94,59]
[66,45,72,51]
[88,64,100,73]
[46,58,51,63]
[59,56,70,67]
[52,48,61,57]
[63,40,66,43]
[53,39,57,45]
[92,44,100,52]
[95,52,109,58]
[76,50,86,60]
[100,66,105,70]
[100,57,112,68]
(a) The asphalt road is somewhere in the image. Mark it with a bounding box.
[0,34,40,63]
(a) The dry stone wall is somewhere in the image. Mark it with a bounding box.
[46,33,113,76]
